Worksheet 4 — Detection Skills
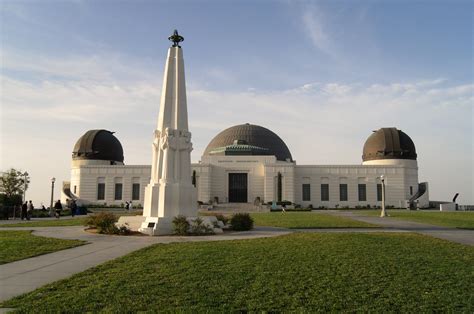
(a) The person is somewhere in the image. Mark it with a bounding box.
[27,200,34,220]
[70,200,77,217]
[54,200,63,219]
[128,201,132,210]
[21,201,27,220]
[281,203,286,213]
[125,201,130,211]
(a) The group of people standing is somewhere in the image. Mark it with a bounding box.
[20,200,34,220]
[19,199,79,220]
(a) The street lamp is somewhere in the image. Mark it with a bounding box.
[50,177,56,216]
[380,175,387,218]
[22,171,28,203]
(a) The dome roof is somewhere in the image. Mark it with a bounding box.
[72,129,124,163]
[362,127,417,162]
[204,123,293,161]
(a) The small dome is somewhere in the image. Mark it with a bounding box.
[362,127,417,162]
[204,123,293,161]
[72,130,124,163]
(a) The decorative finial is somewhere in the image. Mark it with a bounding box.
[168,29,184,47]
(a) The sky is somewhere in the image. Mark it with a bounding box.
[0,0,473,205]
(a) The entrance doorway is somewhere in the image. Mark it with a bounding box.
[228,173,248,203]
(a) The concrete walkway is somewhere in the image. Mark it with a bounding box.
[321,210,474,246]
[0,226,290,303]
[1,212,473,304]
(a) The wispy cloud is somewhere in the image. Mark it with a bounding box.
[301,5,336,57]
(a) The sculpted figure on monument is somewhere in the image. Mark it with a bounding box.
[178,130,193,152]
[161,128,178,151]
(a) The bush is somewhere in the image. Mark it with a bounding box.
[116,223,131,235]
[172,215,190,235]
[190,217,214,235]
[215,214,229,225]
[85,212,118,234]
[230,213,254,231]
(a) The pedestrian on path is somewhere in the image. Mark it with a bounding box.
[70,200,77,217]
[54,200,63,219]
[27,200,34,220]
[21,202,27,220]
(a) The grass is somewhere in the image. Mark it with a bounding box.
[0,230,85,264]
[358,210,474,229]
[2,232,472,312]
[0,217,88,228]
[250,212,378,228]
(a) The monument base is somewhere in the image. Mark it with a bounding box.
[131,215,223,236]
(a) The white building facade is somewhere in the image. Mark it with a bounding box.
[63,125,429,209]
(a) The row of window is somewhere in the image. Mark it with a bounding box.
[302,184,384,202]
[97,183,141,201]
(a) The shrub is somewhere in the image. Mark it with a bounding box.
[172,215,190,235]
[230,213,254,231]
[116,223,131,235]
[190,217,214,235]
[85,212,118,234]
[215,214,229,225]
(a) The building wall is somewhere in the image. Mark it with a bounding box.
[67,165,151,206]
[293,163,418,208]
[66,157,421,209]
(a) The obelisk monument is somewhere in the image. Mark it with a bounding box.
[139,30,197,235]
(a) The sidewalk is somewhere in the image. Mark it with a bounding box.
[0,226,290,303]
[1,212,473,304]
[321,210,474,246]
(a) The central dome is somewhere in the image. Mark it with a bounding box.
[203,123,293,161]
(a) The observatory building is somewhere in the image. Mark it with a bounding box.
[62,125,429,209]
[61,30,429,211]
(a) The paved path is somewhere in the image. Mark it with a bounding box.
[321,210,474,246]
[1,211,473,305]
[0,226,290,303]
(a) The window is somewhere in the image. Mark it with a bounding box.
[358,184,367,201]
[97,183,105,200]
[321,184,329,201]
[114,183,123,200]
[302,184,311,201]
[132,183,140,201]
[410,186,413,196]
[339,184,348,201]
[377,184,382,202]
[73,185,77,194]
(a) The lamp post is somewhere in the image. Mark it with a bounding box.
[50,177,56,217]
[380,175,387,217]
[22,171,29,203]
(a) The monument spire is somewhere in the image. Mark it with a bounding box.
[139,30,197,235]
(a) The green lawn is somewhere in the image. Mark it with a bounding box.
[2,233,472,312]
[358,210,474,229]
[250,212,378,228]
[0,217,88,228]
[0,230,85,264]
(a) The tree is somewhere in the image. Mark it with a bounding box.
[0,168,30,205]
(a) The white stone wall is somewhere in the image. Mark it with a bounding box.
[293,164,416,208]
[191,156,420,208]
[67,156,422,209]
[71,165,151,206]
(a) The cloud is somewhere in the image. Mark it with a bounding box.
[301,5,336,57]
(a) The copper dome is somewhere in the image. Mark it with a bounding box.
[72,129,124,163]
[362,128,417,162]
[204,123,293,161]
